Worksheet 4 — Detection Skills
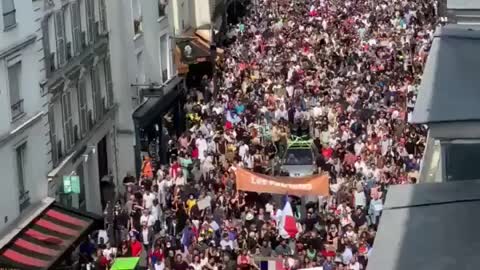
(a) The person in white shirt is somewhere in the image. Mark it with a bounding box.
[154,259,165,270]
[244,152,254,169]
[196,134,208,161]
[220,233,234,251]
[151,199,161,223]
[157,178,168,208]
[140,209,155,228]
[102,243,117,260]
[274,105,288,121]
[354,187,366,209]
[175,170,186,186]
[143,190,156,210]
[238,141,249,161]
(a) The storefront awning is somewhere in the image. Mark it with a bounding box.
[0,203,102,269]
[132,76,184,128]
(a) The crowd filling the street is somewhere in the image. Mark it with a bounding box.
[80,0,437,269]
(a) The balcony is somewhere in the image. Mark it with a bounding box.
[10,99,24,121]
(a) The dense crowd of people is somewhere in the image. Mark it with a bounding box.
[80,0,437,269]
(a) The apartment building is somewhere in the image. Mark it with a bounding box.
[105,0,185,175]
[39,0,116,215]
[0,0,48,233]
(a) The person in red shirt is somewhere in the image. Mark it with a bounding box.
[96,249,110,270]
[237,249,257,270]
[149,244,164,267]
[170,160,180,178]
[322,147,334,160]
[191,146,199,159]
[130,235,143,257]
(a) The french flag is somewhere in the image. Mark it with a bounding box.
[260,260,285,270]
[278,196,298,239]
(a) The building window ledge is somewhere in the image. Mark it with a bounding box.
[133,32,143,41]
[4,23,17,32]
[11,99,26,123]
[11,112,26,123]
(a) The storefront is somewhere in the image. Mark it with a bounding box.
[47,110,117,215]
[132,76,186,175]
[0,198,102,269]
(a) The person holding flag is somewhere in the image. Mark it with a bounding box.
[278,195,299,239]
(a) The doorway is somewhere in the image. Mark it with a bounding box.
[97,136,111,208]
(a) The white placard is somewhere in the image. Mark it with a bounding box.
[197,197,211,210]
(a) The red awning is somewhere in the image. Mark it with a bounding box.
[0,205,99,269]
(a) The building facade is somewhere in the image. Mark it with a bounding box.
[38,0,116,215]
[0,0,48,233]
[107,0,185,176]
[0,0,186,234]
[412,25,480,184]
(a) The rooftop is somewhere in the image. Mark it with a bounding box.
[447,0,480,10]
[411,24,480,124]
[367,180,480,270]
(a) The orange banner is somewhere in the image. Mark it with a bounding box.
[235,167,330,197]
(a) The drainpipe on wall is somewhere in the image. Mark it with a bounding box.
[133,120,142,178]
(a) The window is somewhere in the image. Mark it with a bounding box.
[160,35,169,82]
[104,58,114,107]
[61,91,74,150]
[85,0,96,43]
[284,148,314,165]
[91,67,103,121]
[8,61,23,120]
[136,51,145,83]
[16,143,28,211]
[76,163,86,210]
[55,11,67,67]
[48,106,58,165]
[99,0,107,33]
[445,143,480,181]
[180,2,185,30]
[71,1,82,55]
[77,79,88,136]
[132,0,142,34]
[158,0,167,17]
[2,0,16,30]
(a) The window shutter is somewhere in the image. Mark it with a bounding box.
[48,105,58,165]
[42,18,52,76]
[71,1,81,55]
[104,58,113,107]
[55,12,66,67]
[86,0,96,43]
[99,0,107,33]
[61,93,70,148]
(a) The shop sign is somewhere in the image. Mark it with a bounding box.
[71,176,81,194]
[63,176,72,194]
[63,175,81,194]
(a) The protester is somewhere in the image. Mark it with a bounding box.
[87,0,436,269]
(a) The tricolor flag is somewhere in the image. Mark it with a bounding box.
[259,260,285,270]
[278,195,299,239]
